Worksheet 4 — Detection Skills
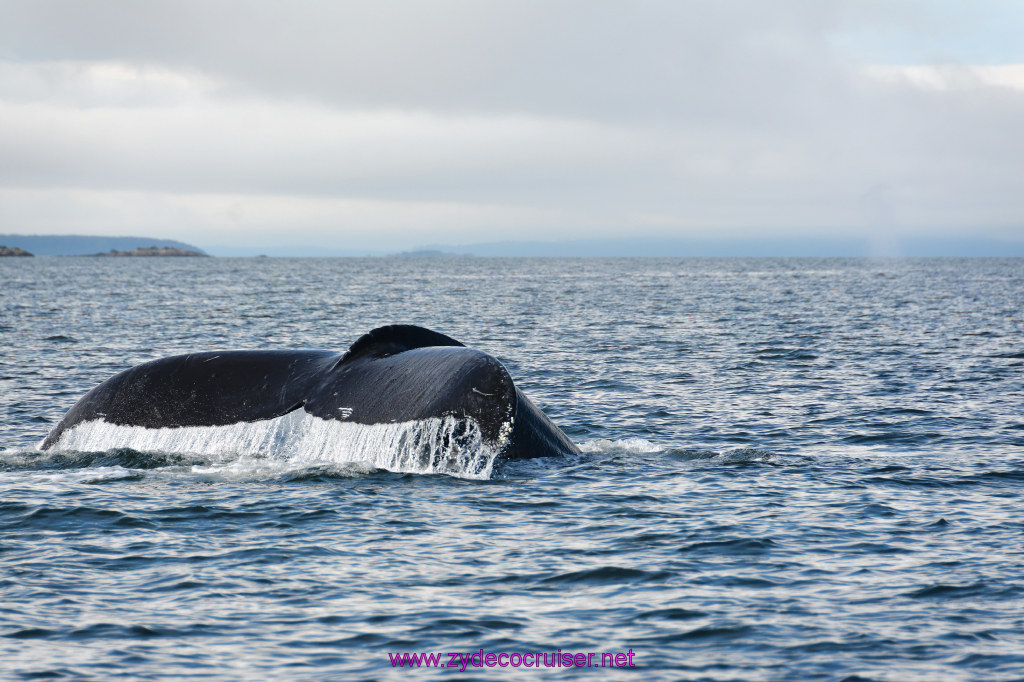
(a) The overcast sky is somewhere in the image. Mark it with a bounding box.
[1,0,1023,254]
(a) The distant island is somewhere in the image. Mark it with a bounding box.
[390,249,473,258]
[0,234,208,256]
[0,245,34,257]
[88,246,208,257]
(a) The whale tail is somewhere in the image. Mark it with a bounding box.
[41,325,579,463]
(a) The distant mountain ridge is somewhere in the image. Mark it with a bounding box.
[206,235,1024,258]
[0,234,207,256]
[414,236,1024,258]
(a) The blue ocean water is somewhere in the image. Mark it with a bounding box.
[1,256,1022,680]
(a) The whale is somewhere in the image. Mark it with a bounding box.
[40,325,579,467]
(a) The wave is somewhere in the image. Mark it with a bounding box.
[578,438,778,464]
[579,437,661,454]
[12,423,782,482]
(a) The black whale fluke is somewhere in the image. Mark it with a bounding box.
[40,325,579,459]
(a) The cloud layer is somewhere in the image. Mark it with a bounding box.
[2,1,1023,253]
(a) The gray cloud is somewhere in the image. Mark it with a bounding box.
[0,1,868,120]
[1,0,1022,250]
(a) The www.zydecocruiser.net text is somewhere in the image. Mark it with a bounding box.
[389,649,637,670]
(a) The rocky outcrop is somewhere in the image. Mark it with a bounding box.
[0,245,34,257]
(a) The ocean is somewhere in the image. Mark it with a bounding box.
[1,256,1022,680]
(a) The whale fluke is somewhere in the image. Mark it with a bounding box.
[40,326,579,467]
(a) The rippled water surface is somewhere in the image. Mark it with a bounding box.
[2,257,1023,680]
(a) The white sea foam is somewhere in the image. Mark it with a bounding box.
[0,465,137,486]
[47,410,501,480]
[579,437,661,454]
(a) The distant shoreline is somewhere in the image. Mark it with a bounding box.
[0,234,207,257]
[4,234,1024,258]
[84,246,208,258]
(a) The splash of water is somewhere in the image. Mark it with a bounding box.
[44,410,501,479]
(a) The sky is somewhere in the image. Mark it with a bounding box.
[1,0,1023,256]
